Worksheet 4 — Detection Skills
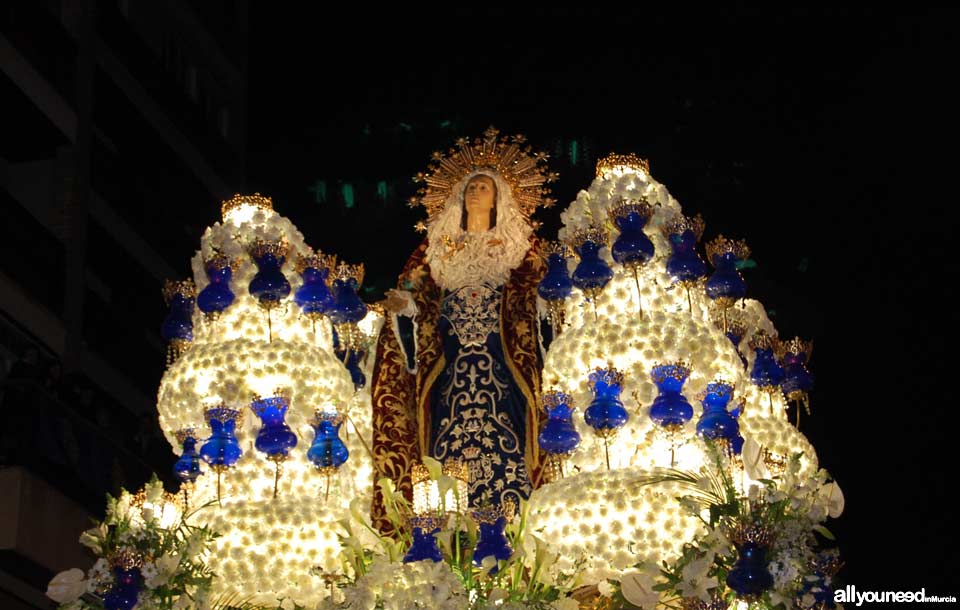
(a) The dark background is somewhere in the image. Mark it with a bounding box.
[2,4,955,602]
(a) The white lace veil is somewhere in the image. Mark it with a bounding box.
[425,170,534,291]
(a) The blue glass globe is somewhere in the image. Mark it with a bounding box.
[328,276,368,325]
[705,236,750,307]
[250,394,297,460]
[307,412,349,472]
[172,430,202,484]
[727,541,775,598]
[571,235,614,299]
[403,515,443,563]
[103,566,142,610]
[199,407,242,471]
[649,363,694,428]
[610,202,655,268]
[472,507,512,571]
[197,256,235,318]
[538,250,574,303]
[294,256,333,319]
[160,281,194,344]
[696,381,739,444]
[584,367,628,436]
[248,243,291,309]
[538,391,581,455]
[749,334,785,393]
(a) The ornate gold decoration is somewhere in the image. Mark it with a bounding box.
[538,240,572,261]
[663,213,706,241]
[173,428,196,444]
[566,227,609,254]
[334,262,365,285]
[595,152,651,178]
[726,518,775,547]
[295,250,337,275]
[442,457,469,484]
[650,362,691,383]
[408,127,558,222]
[472,498,517,524]
[247,238,290,261]
[204,405,240,425]
[221,192,273,220]
[162,278,195,304]
[780,337,814,362]
[609,196,655,221]
[591,365,625,387]
[203,250,241,271]
[749,330,785,356]
[108,549,144,570]
[542,390,573,412]
[705,234,751,263]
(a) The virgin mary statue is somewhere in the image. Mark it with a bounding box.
[371,128,557,524]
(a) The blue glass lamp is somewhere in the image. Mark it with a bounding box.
[537,241,574,330]
[749,331,785,413]
[196,253,236,321]
[247,239,291,341]
[538,390,581,480]
[327,262,368,354]
[609,197,656,316]
[403,514,444,563]
[726,521,775,601]
[663,213,707,311]
[713,307,749,369]
[797,550,843,609]
[472,501,515,572]
[568,227,613,321]
[696,380,741,453]
[649,362,694,466]
[294,251,336,330]
[199,406,242,503]
[160,279,195,365]
[780,337,815,429]
[250,390,298,497]
[307,410,349,500]
[705,236,750,331]
[103,551,142,610]
[584,366,628,469]
[173,428,202,509]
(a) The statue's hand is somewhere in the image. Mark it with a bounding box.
[382,289,414,315]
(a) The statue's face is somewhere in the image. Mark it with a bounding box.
[464,174,496,221]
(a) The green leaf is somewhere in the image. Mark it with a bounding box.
[812,525,836,541]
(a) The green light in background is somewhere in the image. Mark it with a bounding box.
[439,120,452,128]
[569,140,580,166]
[376,181,388,201]
[736,259,758,270]
[308,180,327,204]
[798,257,809,272]
[341,183,355,209]
[398,122,413,132]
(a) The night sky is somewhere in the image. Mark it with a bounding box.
[242,8,956,592]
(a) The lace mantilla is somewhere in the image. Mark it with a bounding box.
[426,171,533,291]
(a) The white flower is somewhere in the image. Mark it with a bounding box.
[46,568,86,603]
[552,597,580,610]
[597,580,614,597]
[620,570,659,609]
[144,553,180,588]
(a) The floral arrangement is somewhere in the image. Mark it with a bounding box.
[319,458,583,610]
[46,477,219,610]
[609,442,844,610]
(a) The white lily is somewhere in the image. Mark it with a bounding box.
[46,568,87,603]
